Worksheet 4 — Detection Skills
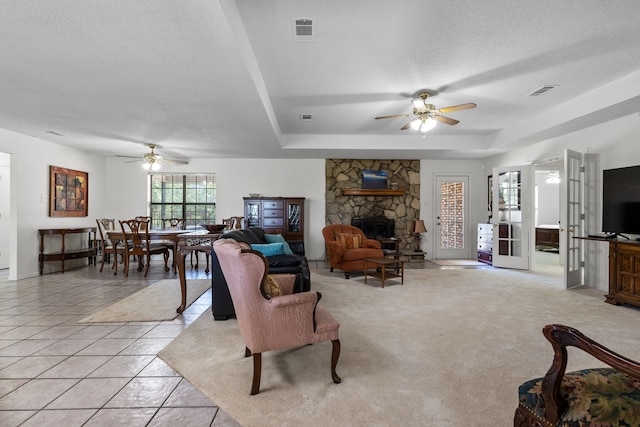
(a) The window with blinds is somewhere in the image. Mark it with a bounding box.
[148,174,216,230]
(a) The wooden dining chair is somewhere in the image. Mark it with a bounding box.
[119,218,170,277]
[135,215,151,231]
[222,217,234,229]
[231,216,244,229]
[95,218,127,273]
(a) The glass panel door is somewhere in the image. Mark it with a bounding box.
[564,148,583,288]
[245,201,260,228]
[435,176,469,259]
[492,165,531,269]
[285,198,304,240]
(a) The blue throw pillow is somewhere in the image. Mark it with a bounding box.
[251,243,285,257]
[264,234,294,255]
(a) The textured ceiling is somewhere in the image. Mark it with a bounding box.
[1,0,640,162]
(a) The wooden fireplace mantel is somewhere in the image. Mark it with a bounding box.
[342,189,406,196]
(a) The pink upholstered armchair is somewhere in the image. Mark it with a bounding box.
[213,238,341,395]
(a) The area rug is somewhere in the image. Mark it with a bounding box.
[158,269,640,426]
[429,258,486,266]
[78,279,210,323]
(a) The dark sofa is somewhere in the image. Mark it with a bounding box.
[211,227,311,320]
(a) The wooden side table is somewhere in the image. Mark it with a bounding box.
[363,257,404,288]
[378,237,402,259]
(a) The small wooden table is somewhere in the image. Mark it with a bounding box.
[363,257,404,288]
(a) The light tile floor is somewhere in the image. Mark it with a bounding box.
[0,257,240,427]
[0,255,476,426]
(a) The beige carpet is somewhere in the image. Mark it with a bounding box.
[79,279,210,323]
[429,259,486,266]
[158,269,640,427]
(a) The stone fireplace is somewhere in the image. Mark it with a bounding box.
[351,216,395,240]
[325,159,420,252]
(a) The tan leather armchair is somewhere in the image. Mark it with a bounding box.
[213,238,341,395]
[322,224,384,279]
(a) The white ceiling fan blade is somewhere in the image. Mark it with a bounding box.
[161,158,189,165]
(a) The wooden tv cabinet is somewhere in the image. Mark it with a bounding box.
[605,239,640,307]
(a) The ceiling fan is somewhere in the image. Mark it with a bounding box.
[375,92,476,136]
[117,144,189,171]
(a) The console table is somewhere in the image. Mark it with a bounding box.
[38,227,97,275]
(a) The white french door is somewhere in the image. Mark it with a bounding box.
[563,149,583,288]
[435,175,469,259]
[492,165,531,269]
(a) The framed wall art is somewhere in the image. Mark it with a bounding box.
[49,166,88,217]
[362,169,388,189]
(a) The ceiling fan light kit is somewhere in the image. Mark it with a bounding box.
[142,159,161,171]
[116,143,189,170]
[375,91,476,137]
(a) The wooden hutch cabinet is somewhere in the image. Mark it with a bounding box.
[606,240,640,307]
[243,197,305,241]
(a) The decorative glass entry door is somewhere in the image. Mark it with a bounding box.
[435,176,469,259]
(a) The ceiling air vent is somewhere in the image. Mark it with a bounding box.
[293,18,314,42]
[528,85,558,96]
[300,114,312,121]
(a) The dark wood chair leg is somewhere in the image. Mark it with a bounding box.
[344,272,350,279]
[144,254,151,277]
[331,339,341,384]
[330,267,334,272]
[251,352,262,395]
[99,252,106,272]
[123,255,130,277]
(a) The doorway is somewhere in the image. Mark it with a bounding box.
[0,152,10,271]
[532,162,563,278]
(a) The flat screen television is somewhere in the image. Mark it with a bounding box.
[602,165,640,235]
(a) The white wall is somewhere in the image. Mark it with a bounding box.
[107,157,489,262]
[0,129,106,279]
[6,111,640,283]
[105,158,328,260]
[485,113,640,290]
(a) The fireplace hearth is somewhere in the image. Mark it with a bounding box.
[351,216,395,240]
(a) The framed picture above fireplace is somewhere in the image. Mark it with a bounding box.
[362,170,388,189]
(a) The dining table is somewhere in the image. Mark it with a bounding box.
[106,229,194,274]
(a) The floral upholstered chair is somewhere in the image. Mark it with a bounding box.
[515,324,640,427]
[213,238,341,395]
